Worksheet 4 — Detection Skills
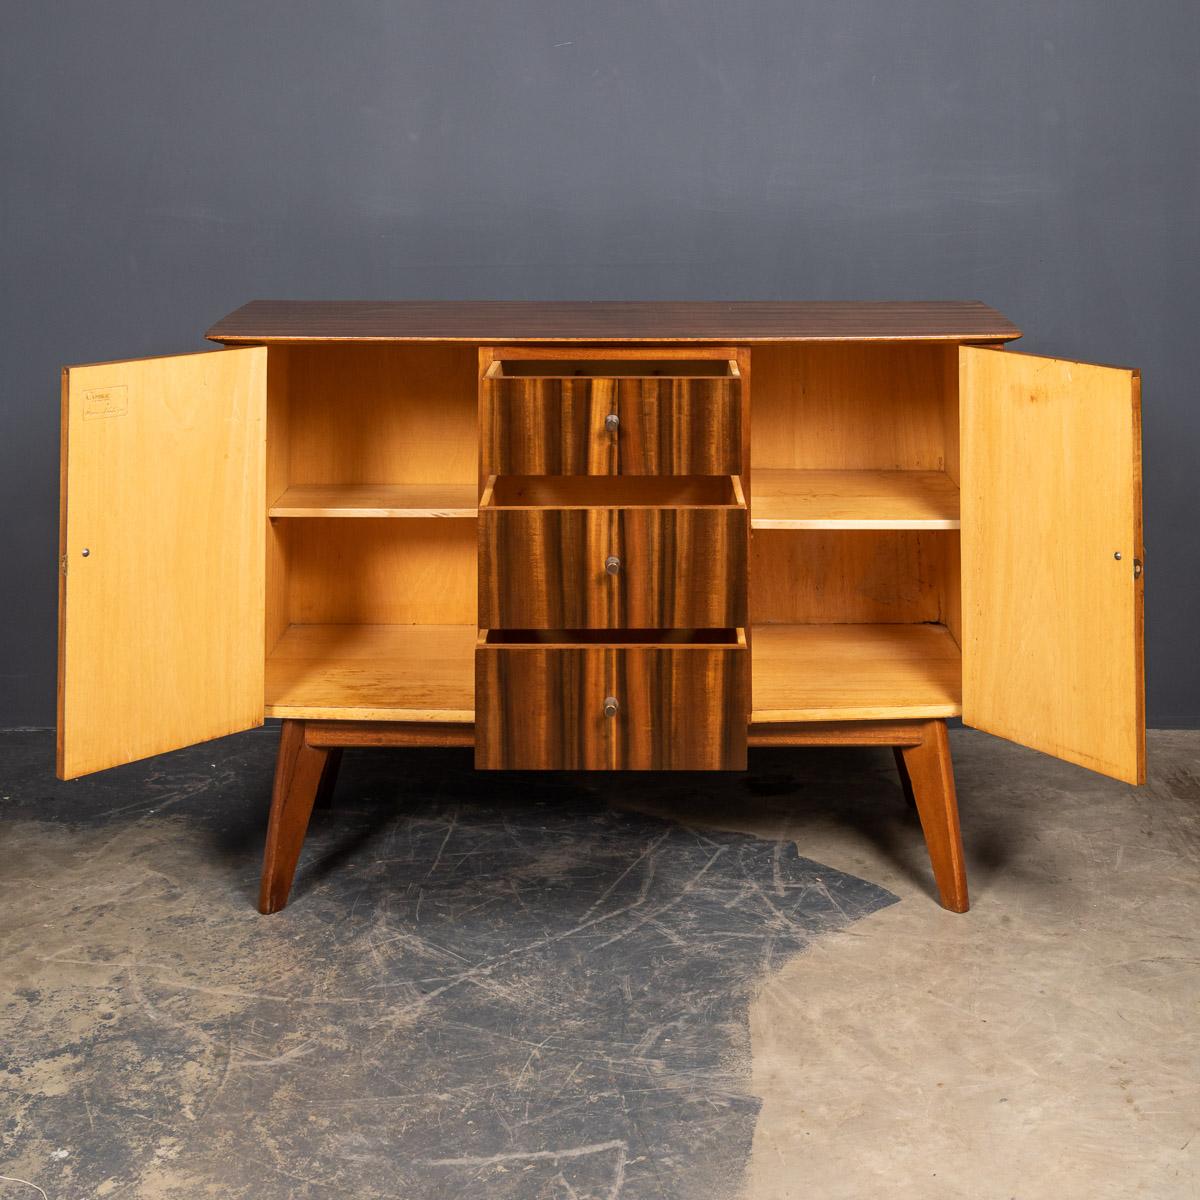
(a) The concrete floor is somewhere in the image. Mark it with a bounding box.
[0,728,1197,1198]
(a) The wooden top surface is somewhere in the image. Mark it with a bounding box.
[207,300,1020,344]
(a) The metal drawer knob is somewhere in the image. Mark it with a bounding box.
[605,413,620,433]
[605,555,621,576]
[603,696,620,718]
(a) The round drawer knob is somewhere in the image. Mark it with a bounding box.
[605,413,620,433]
[605,555,621,576]
[603,696,620,718]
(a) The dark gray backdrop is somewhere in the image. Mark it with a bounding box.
[2,1,1197,729]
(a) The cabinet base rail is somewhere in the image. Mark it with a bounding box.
[258,718,969,916]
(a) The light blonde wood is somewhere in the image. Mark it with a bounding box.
[960,347,1145,784]
[286,520,476,625]
[264,344,479,662]
[751,343,957,471]
[285,344,477,486]
[751,469,960,529]
[58,348,267,779]
[270,483,477,518]
[941,347,961,486]
[751,529,957,625]
[265,624,475,722]
[749,343,962,632]
[750,623,962,722]
[265,348,291,655]
[943,532,962,649]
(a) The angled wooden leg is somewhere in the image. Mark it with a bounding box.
[899,720,969,913]
[259,720,329,914]
[893,746,916,808]
[313,748,343,809]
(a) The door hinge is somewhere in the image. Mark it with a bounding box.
[60,553,68,577]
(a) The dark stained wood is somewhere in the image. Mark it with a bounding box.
[483,377,617,476]
[313,747,342,809]
[893,746,917,807]
[259,719,330,914]
[748,720,929,746]
[305,721,474,748]
[900,720,969,912]
[476,642,748,770]
[208,300,1021,345]
[747,718,966,912]
[479,505,747,629]
[616,377,741,474]
[481,375,741,477]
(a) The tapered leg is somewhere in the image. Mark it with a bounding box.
[893,746,916,808]
[899,720,969,913]
[259,720,330,914]
[313,748,343,809]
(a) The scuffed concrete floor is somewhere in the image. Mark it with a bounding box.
[1,728,1197,1198]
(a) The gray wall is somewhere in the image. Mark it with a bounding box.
[2,1,1197,728]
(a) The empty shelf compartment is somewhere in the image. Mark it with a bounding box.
[751,469,959,529]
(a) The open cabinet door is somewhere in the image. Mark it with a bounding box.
[959,347,1144,784]
[58,348,268,779]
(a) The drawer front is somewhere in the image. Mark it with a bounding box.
[479,506,747,629]
[476,643,748,770]
[482,377,617,475]
[615,377,741,475]
[482,376,741,476]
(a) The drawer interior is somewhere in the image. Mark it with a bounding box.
[482,627,746,646]
[483,474,744,508]
[486,359,737,379]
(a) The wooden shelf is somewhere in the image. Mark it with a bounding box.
[265,624,476,722]
[750,469,959,529]
[751,623,962,722]
[270,484,477,519]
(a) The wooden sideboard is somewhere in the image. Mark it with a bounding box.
[56,302,1145,915]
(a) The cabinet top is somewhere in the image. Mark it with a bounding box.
[206,300,1020,344]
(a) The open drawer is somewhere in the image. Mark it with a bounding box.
[481,358,742,476]
[476,628,748,770]
[478,475,748,628]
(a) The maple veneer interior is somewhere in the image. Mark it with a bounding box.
[748,342,963,721]
[263,344,478,721]
[262,341,965,723]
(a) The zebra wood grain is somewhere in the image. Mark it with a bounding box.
[479,506,747,629]
[476,641,748,770]
[483,376,615,475]
[481,374,741,476]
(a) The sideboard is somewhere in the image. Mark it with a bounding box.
[56,301,1145,914]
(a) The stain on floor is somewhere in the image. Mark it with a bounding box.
[0,730,895,1198]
